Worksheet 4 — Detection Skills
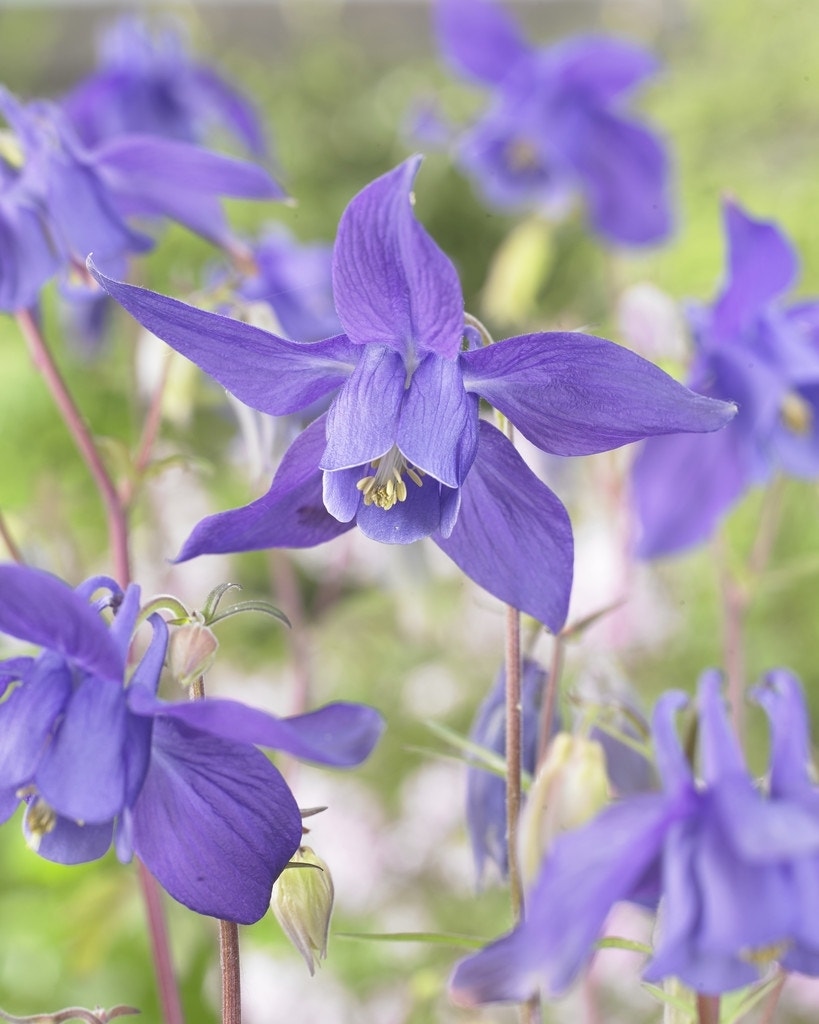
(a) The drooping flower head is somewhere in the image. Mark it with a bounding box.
[63,15,267,156]
[433,0,672,245]
[632,200,819,556]
[90,157,733,632]
[0,85,282,313]
[0,564,383,923]
[450,671,819,1004]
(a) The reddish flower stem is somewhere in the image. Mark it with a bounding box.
[16,310,130,588]
[696,994,720,1024]
[17,309,184,1023]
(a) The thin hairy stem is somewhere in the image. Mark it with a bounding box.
[505,604,525,921]
[758,972,786,1024]
[16,310,130,587]
[715,535,747,740]
[121,347,172,506]
[219,922,242,1024]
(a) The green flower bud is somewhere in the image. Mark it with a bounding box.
[271,846,334,975]
[519,732,610,885]
[168,622,218,689]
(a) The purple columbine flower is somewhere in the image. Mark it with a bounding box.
[632,200,819,557]
[62,15,267,157]
[450,671,819,1004]
[0,564,383,923]
[0,86,282,311]
[433,0,672,245]
[90,157,733,632]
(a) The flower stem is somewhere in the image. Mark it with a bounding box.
[136,860,185,1024]
[759,973,786,1024]
[16,310,130,587]
[219,922,242,1024]
[0,509,24,564]
[716,534,747,740]
[696,994,719,1024]
[505,604,525,922]
[191,677,243,1023]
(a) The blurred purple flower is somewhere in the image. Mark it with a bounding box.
[434,0,672,245]
[90,157,733,631]
[450,671,819,1004]
[0,86,281,312]
[0,564,383,923]
[238,225,341,343]
[63,15,267,157]
[632,200,819,557]
[466,658,545,885]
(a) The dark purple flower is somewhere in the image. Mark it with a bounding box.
[0,86,282,306]
[63,16,267,157]
[434,0,672,245]
[89,158,733,632]
[450,671,819,1004]
[466,658,545,885]
[0,564,383,923]
[632,200,819,556]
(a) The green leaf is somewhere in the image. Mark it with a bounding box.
[208,599,291,629]
[423,720,532,786]
[335,931,487,950]
[595,936,652,955]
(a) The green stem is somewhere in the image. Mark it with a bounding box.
[505,604,524,921]
[0,509,24,564]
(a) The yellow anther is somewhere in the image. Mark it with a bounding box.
[740,941,790,968]
[780,391,813,435]
[24,797,57,852]
[0,130,24,170]
[355,446,424,512]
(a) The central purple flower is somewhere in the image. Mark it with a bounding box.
[90,158,734,632]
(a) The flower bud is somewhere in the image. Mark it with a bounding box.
[271,846,334,975]
[168,622,218,689]
[518,733,610,885]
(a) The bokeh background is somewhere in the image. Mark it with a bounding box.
[2,0,819,1021]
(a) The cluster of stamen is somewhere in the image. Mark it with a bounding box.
[356,448,424,511]
[740,941,790,967]
[505,137,542,174]
[780,390,813,435]
[20,791,57,852]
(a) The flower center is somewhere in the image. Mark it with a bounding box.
[22,795,57,852]
[505,138,542,174]
[780,391,812,435]
[0,129,24,170]
[355,446,424,511]
[740,941,790,968]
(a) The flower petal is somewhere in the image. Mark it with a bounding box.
[713,200,798,339]
[552,36,659,100]
[129,689,384,767]
[0,656,33,700]
[30,813,113,865]
[433,421,573,632]
[434,0,533,85]
[356,474,448,544]
[398,354,479,486]
[36,675,127,823]
[132,718,301,923]
[0,565,123,681]
[176,416,354,560]
[0,653,72,790]
[88,261,357,416]
[188,65,269,157]
[321,345,405,469]
[631,426,751,558]
[450,793,671,1004]
[753,670,814,799]
[332,157,464,361]
[463,332,735,457]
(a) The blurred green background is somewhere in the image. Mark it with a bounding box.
[1,0,819,1021]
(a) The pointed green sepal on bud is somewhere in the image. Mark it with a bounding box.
[168,622,219,689]
[271,846,334,975]
[519,732,610,885]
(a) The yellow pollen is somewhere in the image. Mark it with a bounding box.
[740,941,790,968]
[505,138,542,173]
[355,448,424,511]
[24,797,57,852]
[780,391,813,435]
[0,130,24,170]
